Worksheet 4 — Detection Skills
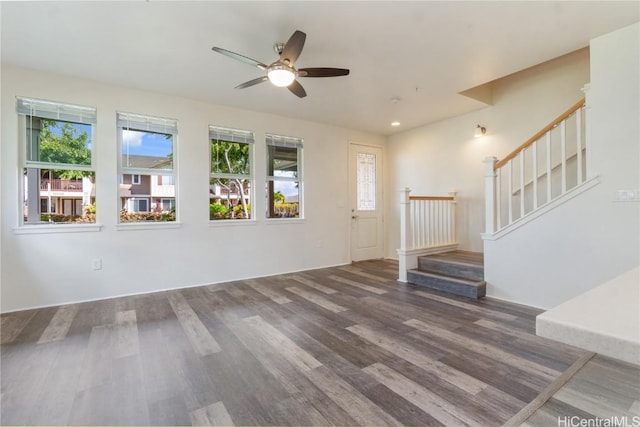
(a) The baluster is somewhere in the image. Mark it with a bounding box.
[433,200,438,245]
[576,107,583,185]
[507,160,513,225]
[560,120,567,193]
[413,200,419,248]
[429,200,434,247]
[442,200,447,244]
[411,200,416,248]
[420,200,425,247]
[446,198,452,243]
[496,169,502,230]
[420,200,432,246]
[437,201,443,245]
[519,150,525,217]
[415,200,420,247]
[407,199,416,249]
[433,201,438,245]
[582,86,591,179]
[532,140,538,209]
[431,200,441,246]
[546,132,552,202]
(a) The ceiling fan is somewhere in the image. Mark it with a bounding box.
[212,30,350,98]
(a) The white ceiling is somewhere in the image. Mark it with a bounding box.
[1,1,638,136]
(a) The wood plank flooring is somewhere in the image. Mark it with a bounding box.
[523,355,640,426]
[0,259,631,426]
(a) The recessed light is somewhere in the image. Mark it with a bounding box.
[391,121,401,127]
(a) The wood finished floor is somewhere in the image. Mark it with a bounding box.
[523,355,640,426]
[0,259,624,426]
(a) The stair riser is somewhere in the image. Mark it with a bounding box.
[407,271,486,299]
[417,258,484,281]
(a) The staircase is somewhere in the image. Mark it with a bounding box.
[407,251,486,299]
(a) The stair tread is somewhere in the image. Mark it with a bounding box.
[417,256,484,269]
[417,251,484,282]
[420,250,484,266]
[408,269,485,286]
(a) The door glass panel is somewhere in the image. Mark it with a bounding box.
[356,152,376,211]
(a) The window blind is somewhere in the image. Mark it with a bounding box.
[16,97,97,124]
[117,112,178,135]
[265,133,303,149]
[209,126,254,144]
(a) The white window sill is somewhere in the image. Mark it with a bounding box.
[209,219,257,227]
[265,218,305,225]
[115,221,182,231]
[14,223,103,235]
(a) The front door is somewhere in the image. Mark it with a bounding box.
[349,143,384,261]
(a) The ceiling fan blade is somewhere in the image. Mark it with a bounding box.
[235,76,268,89]
[211,47,268,70]
[280,30,306,66]
[288,80,307,98]
[298,68,350,78]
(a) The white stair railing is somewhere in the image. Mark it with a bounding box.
[398,188,458,281]
[485,98,589,235]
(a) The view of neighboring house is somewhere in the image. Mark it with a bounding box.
[26,175,93,219]
[120,154,175,214]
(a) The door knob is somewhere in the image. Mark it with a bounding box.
[351,215,359,219]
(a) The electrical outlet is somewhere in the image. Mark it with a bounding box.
[92,258,102,270]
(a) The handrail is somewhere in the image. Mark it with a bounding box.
[494,98,585,170]
[409,196,455,201]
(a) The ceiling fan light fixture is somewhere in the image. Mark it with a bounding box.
[267,63,296,87]
[212,30,349,98]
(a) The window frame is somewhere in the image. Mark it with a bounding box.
[116,111,178,226]
[265,133,304,220]
[16,97,98,230]
[209,125,255,222]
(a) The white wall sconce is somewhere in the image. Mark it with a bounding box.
[474,125,487,138]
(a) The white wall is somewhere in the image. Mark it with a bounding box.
[386,49,590,256]
[484,22,640,308]
[0,65,385,312]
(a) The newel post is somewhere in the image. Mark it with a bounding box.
[399,187,411,252]
[448,190,457,244]
[398,187,411,282]
[484,157,498,235]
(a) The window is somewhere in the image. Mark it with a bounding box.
[118,112,177,223]
[17,97,96,225]
[158,175,175,185]
[160,198,175,212]
[266,133,303,219]
[356,152,377,211]
[209,126,254,220]
[128,198,149,213]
